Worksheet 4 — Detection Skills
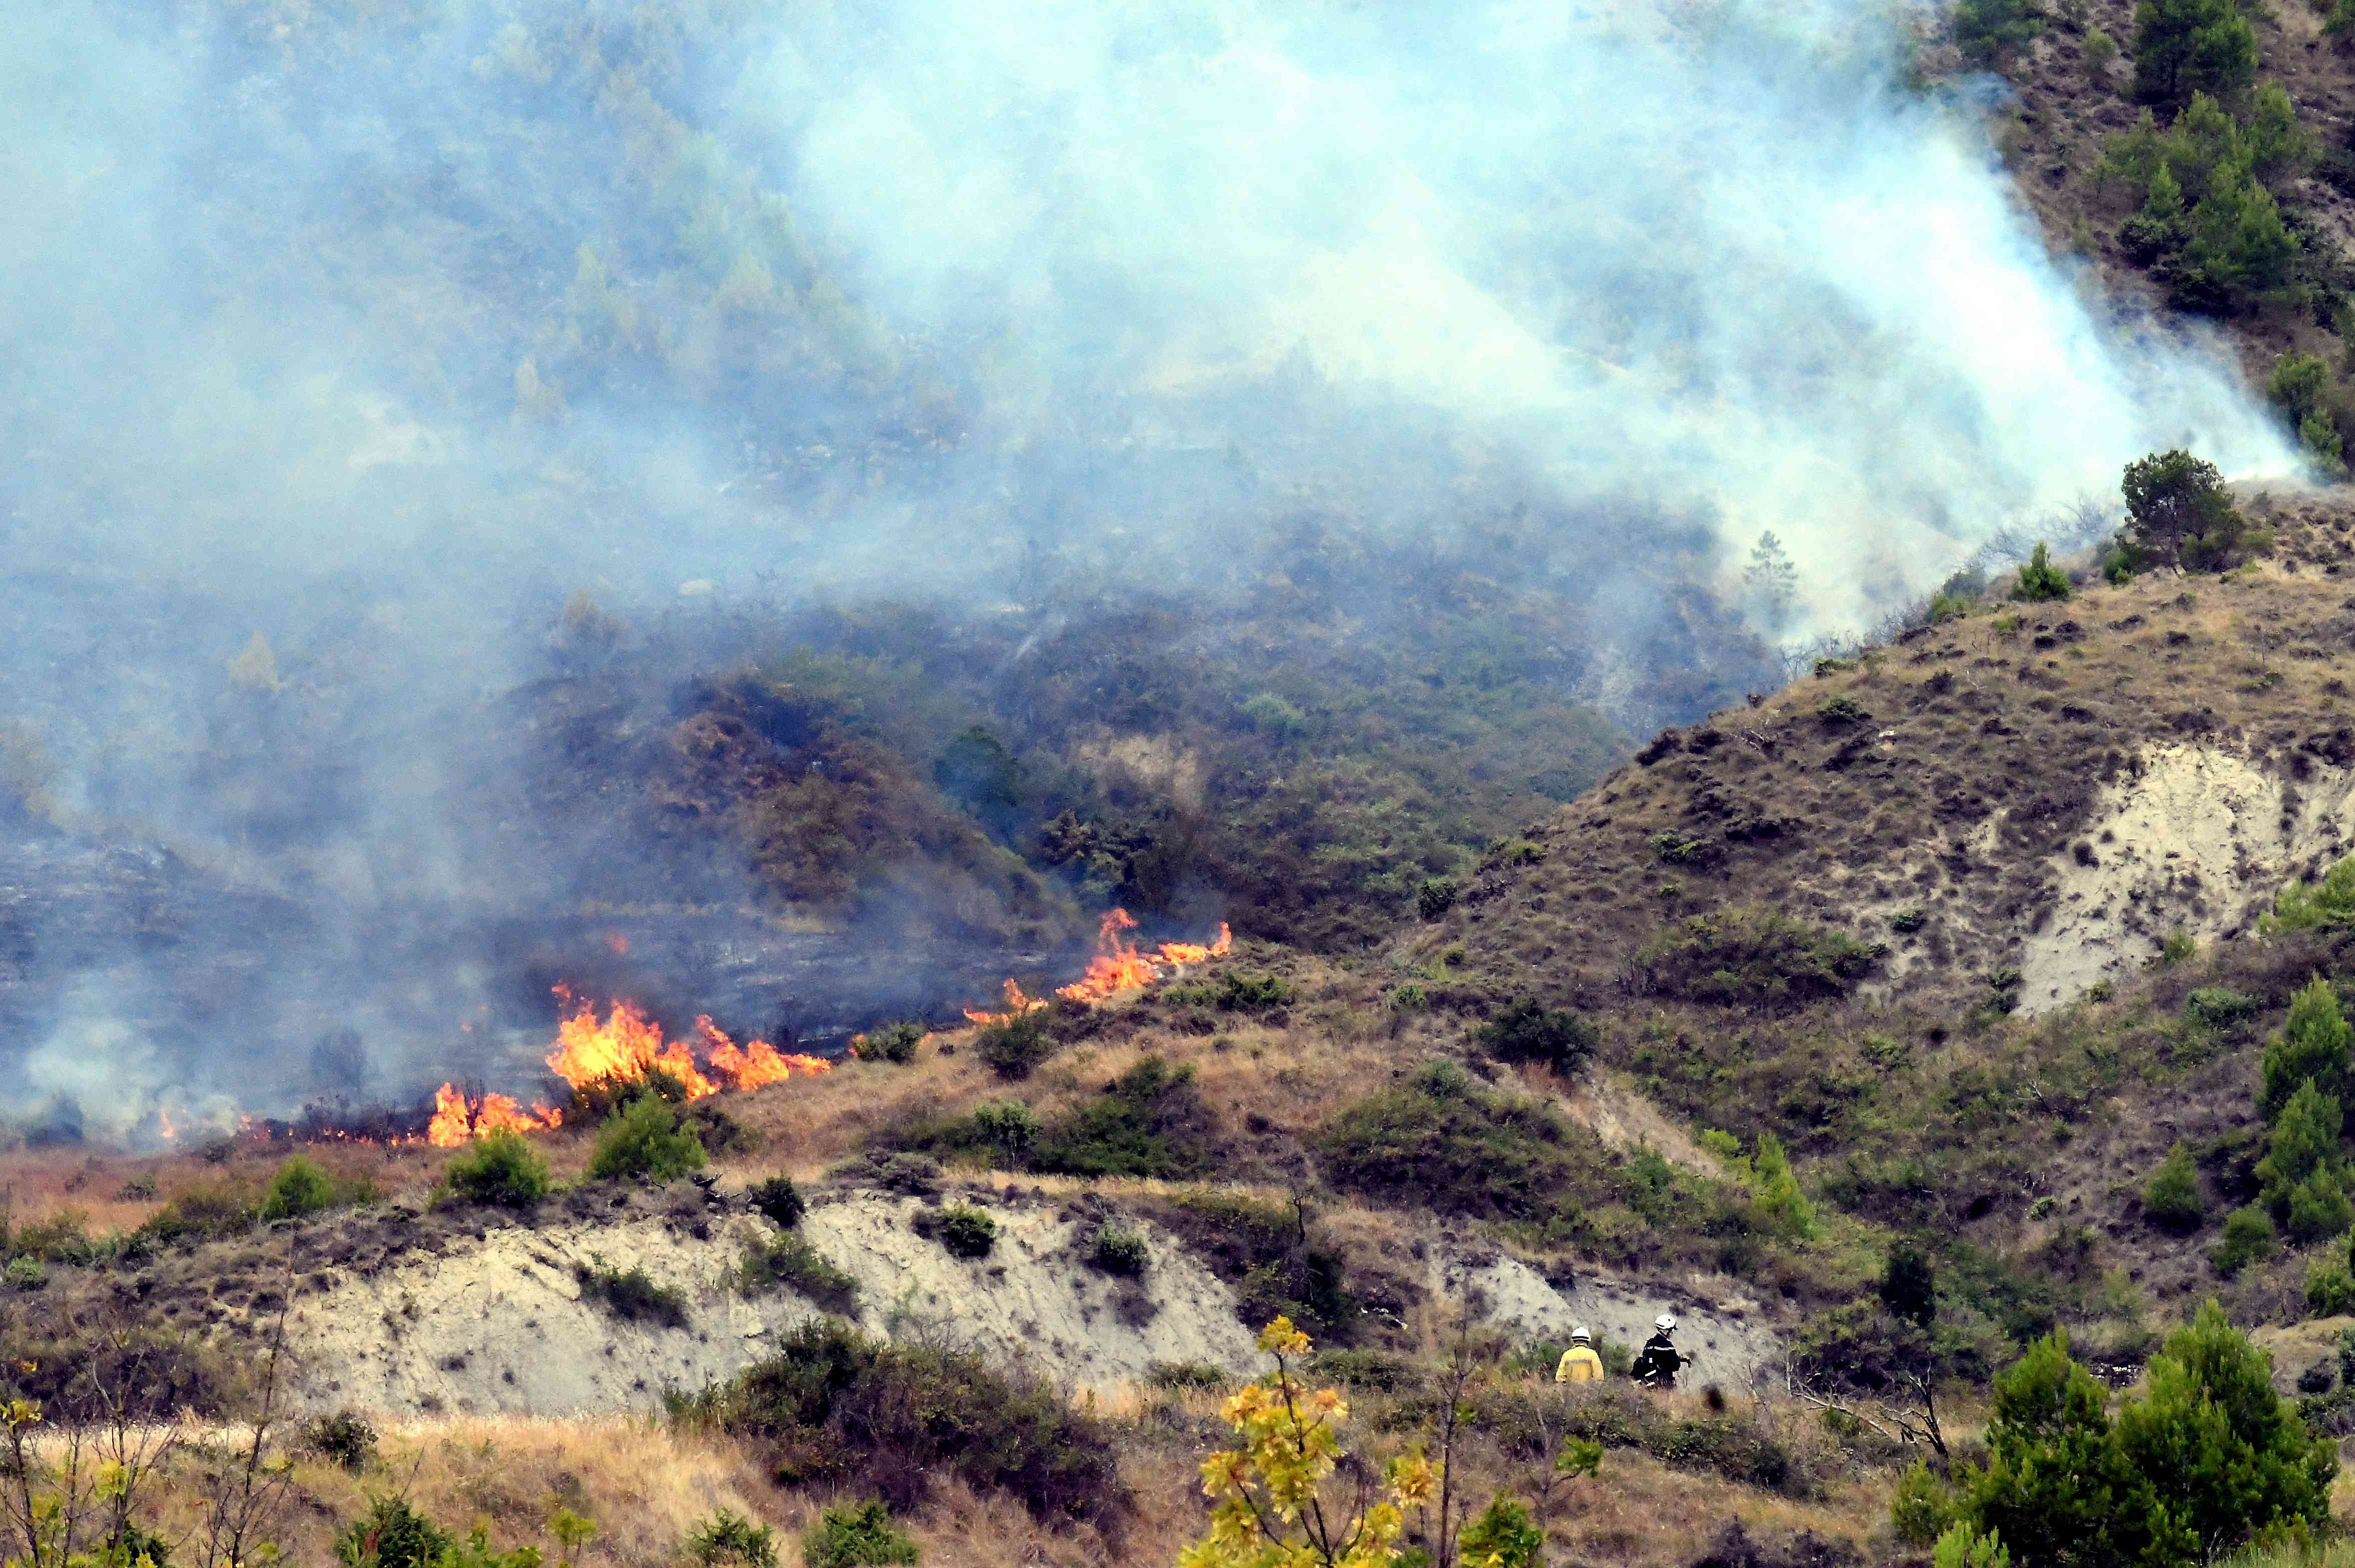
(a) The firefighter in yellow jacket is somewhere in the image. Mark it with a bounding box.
[1555,1325,1604,1383]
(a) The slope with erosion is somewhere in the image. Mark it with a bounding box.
[1432,498,2355,1022]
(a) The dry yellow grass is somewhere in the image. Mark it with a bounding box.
[83,1392,1900,1568]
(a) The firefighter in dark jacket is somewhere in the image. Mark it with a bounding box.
[1631,1312,1683,1388]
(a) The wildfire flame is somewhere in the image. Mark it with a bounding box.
[964,909,1232,1023]
[426,985,831,1146]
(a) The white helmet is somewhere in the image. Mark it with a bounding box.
[1655,1313,1678,1332]
[1571,1325,1592,1342]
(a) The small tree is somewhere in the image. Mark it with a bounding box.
[2132,0,2258,109]
[590,1094,707,1184]
[2120,450,2243,570]
[1475,998,1599,1074]
[259,1156,337,1222]
[1955,0,2044,64]
[2143,1143,2207,1231]
[2269,856,2355,933]
[1962,1331,2138,1568]
[1879,1242,1938,1327]
[2211,1204,2276,1276]
[1754,1133,1816,1240]
[442,1129,550,1208]
[2255,1080,2348,1240]
[2260,978,2354,1119]
[1744,531,1799,634]
[2014,544,2070,602]
[1179,1318,1434,1568]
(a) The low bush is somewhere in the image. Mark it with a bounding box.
[2185,986,2260,1032]
[442,1130,550,1209]
[1634,908,1879,1008]
[4,1256,45,1291]
[335,1496,452,1568]
[302,1410,379,1471]
[1143,1188,1357,1343]
[1477,997,1600,1074]
[139,1187,257,1245]
[933,1204,997,1258]
[2015,543,2071,602]
[1030,1057,1217,1179]
[800,1502,916,1568]
[1417,878,1459,919]
[1146,1360,1229,1390]
[1088,1223,1148,1276]
[748,1174,805,1229]
[1890,1457,1955,1545]
[685,1507,778,1568]
[2306,1257,2355,1316]
[735,1232,859,1312]
[2211,1204,2278,1277]
[853,1022,925,1064]
[974,1011,1057,1080]
[259,1155,340,1222]
[590,1094,708,1184]
[1317,1061,1613,1229]
[2144,1143,2207,1231]
[1817,696,1869,726]
[676,1318,1128,1528]
[576,1261,690,1328]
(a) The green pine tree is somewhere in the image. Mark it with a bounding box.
[2256,1079,2346,1239]
[2259,978,2353,1119]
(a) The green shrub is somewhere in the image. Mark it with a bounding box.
[2306,1257,2355,1316]
[735,1232,859,1312]
[1206,972,1292,1010]
[2014,544,2071,602]
[2083,27,2118,82]
[969,1100,1042,1162]
[1650,831,1710,865]
[1088,1223,1148,1276]
[1817,696,1869,726]
[259,1155,339,1223]
[1753,1133,1816,1240]
[854,1023,925,1064]
[1955,0,2043,61]
[1146,1360,1229,1390]
[2144,1143,2207,1231]
[800,1501,916,1568]
[1892,1457,1956,1546]
[1635,908,1879,1008]
[1416,878,1459,919]
[2185,986,2259,1033]
[576,1262,689,1328]
[2260,979,2354,1118]
[590,1094,708,1184]
[1456,1495,1544,1567]
[1391,982,1426,1008]
[2121,450,2244,572]
[302,1410,379,1472]
[974,1011,1057,1080]
[684,1507,777,1568]
[934,1204,997,1259]
[2212,1205,2277,1276]
[1962,1303,2330,1567]
[1317,1062,1613,1229]
[7,1257,47,1291]
[442,1129,550,1209]
[2256,1081,2350,1241]
[1891,909,1926,933]
[2270,857,2355,934]
[1239,691,1308,739]
[676,1318,1128,1527]
[749,1174,806,1229]
[1029,1057,1216,1179]
[2160,930,2197,965]
[1477,997,1600,1073]
[334,1496,452,1568]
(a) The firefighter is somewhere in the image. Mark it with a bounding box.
[1630,1313,1683,1388]
[1555,1325,1605,1384]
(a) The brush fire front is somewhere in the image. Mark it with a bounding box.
[426,908,1228,1146]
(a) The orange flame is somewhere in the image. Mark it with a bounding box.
[426,1082,563,1148]
[698,1016,831,1090]
[546,991,719,1100]
[963,910,1233,1022]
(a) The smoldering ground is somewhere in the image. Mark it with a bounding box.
[0,0,2296,1137]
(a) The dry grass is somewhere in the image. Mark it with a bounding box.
[84,1388,1901,1568]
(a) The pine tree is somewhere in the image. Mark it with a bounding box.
[2132,0,2258,109]
[1744,531,1798,635]
[2111,1300,2337,1557]
[2255,1079,2346,1239]
[2259,978,2352,1119]
[2144,1142,2207,1231]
